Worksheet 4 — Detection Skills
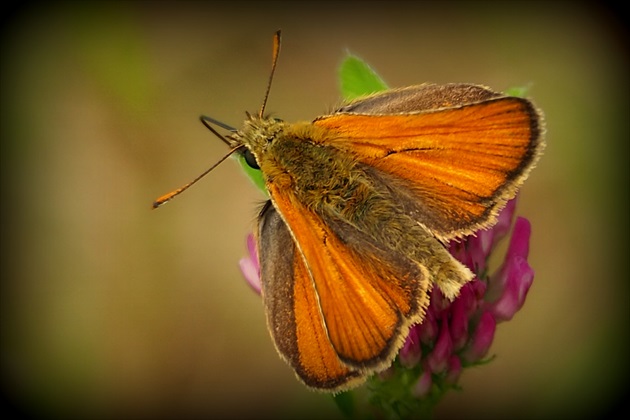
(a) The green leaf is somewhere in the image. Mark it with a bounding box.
[339,55,388,101]
[236,154,268,197]
[332,391,356,418]
[504,84,532,98]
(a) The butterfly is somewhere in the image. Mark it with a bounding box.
[153,31,544,392]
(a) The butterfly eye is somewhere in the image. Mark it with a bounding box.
[273,117,283,122]
[243,149,260,170]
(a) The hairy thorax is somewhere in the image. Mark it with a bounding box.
[233,117,470,296]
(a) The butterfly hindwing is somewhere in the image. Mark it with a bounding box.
[335,83,502,114]
[258,180,431,390]
[258,202,362,391]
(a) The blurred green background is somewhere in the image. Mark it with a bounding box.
[2,1,627,419]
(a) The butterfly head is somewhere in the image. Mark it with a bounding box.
[229,115,288,171]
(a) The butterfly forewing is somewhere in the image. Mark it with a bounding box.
[314,95,542,240]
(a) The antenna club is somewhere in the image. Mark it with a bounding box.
[259,30,282,118]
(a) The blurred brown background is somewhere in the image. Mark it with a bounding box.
[2,1,628,419]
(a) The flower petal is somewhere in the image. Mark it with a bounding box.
[239,256,262,295]
[485,218,534,322]
[449,292,469,351]
[239,234,261,295]
[418,308,438,344]
[445,355,462,385]
[461,311,496,363]
[491,198,517,248]
[427,318,452,373]
[412,364,433,398]
[487,257,534,322]
[506,216,531,261]
[400,325,422,368]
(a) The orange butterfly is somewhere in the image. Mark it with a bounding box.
[154,31,544,392]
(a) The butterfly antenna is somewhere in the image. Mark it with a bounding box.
[200,115,236,146]
[152,144,243,209]
[259,30,282,118]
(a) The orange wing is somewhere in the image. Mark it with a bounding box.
[258,203,362,390]
[313,97,543,240]
[258,184,429,391]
